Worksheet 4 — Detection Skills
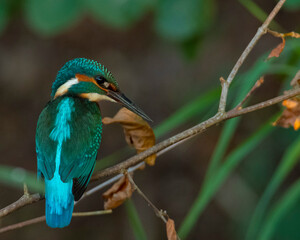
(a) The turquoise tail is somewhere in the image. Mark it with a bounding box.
[45,174,74,228]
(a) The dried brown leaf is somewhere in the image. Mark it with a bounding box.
[166,218,177,240]
[267,37,285,60]
[273,98,300,131]
[102,175,134,210]
[102,108,156,166]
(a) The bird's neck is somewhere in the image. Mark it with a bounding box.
[52,96,101,121]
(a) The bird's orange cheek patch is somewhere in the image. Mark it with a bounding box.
[75,74,95,84]
[76,73,108,92]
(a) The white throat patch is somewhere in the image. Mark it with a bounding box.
[80,93,116,102]
[54,78,79,99]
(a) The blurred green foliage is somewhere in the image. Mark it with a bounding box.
[0,165,44,193]
[284,0,300,10]
[86,0,153,29]
[1,0,216,41]
[178,39,300,239]
[24,0,82,35]
[154,0,215,41]
[248,135,300,240]
[0,0,299,39]
[125,200,148,240]
[179,53,278,238]
[0,0,11,34]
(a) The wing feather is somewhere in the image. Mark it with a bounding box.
[58,98,102,199]
[36,103,57,179]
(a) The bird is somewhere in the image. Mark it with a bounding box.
[36,58,151,228]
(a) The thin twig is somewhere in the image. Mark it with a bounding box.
[0,210,112,234]
[234,76,264,110]
[218,0,286,112]
[127,174,167,223]
[81,161,145,201]
[82,138,192,201]
[267,29,300,39]
[127,174,181,240]
[0,216,45,234]
[0,193,43,218]
[72,210,112,217]
[226,88,300,118]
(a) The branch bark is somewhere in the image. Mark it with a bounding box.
[0,193,42,218]
[92,87,300,180]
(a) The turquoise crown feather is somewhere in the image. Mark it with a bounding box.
[51,58,117,98]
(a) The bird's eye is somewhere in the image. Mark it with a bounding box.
[95,75,106,86]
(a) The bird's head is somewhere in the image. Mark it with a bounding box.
[51,58,151,122]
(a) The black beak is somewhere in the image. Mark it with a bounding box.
[107,90,153,122]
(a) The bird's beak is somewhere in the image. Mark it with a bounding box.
[107,90,153,122]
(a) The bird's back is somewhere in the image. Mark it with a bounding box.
[36,96,102,227]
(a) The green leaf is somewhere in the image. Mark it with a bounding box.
[258,178,300,240]
[154,0,215,41]
[24,0,82,36]
[246,134,300,240]
[125,200,148,240]
[0,165,45,193]
[178,117,275,239]
[178,56,275,238]
[85,0,152,29]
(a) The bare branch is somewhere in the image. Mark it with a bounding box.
[93,87,300,180]
[0,210,112,234]
[0,193,43,218]
[72,210,112,217]
[226,88,300,118]
[218,0,286,112]
[234,76,265,110]
[0,216,45,234]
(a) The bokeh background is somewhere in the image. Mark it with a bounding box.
[1,0,300,239]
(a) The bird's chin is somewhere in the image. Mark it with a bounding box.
[79,93,117,103]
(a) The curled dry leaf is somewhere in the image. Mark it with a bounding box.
[166,218,177,240]
[273,98,300,130]
[267,30,300,60]
[267,36,285,60]
[102,107,156,166]
[102,174,134,210]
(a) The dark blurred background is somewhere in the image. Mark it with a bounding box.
[1,0,300,239]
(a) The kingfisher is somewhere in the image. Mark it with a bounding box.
[36,58,151,228]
